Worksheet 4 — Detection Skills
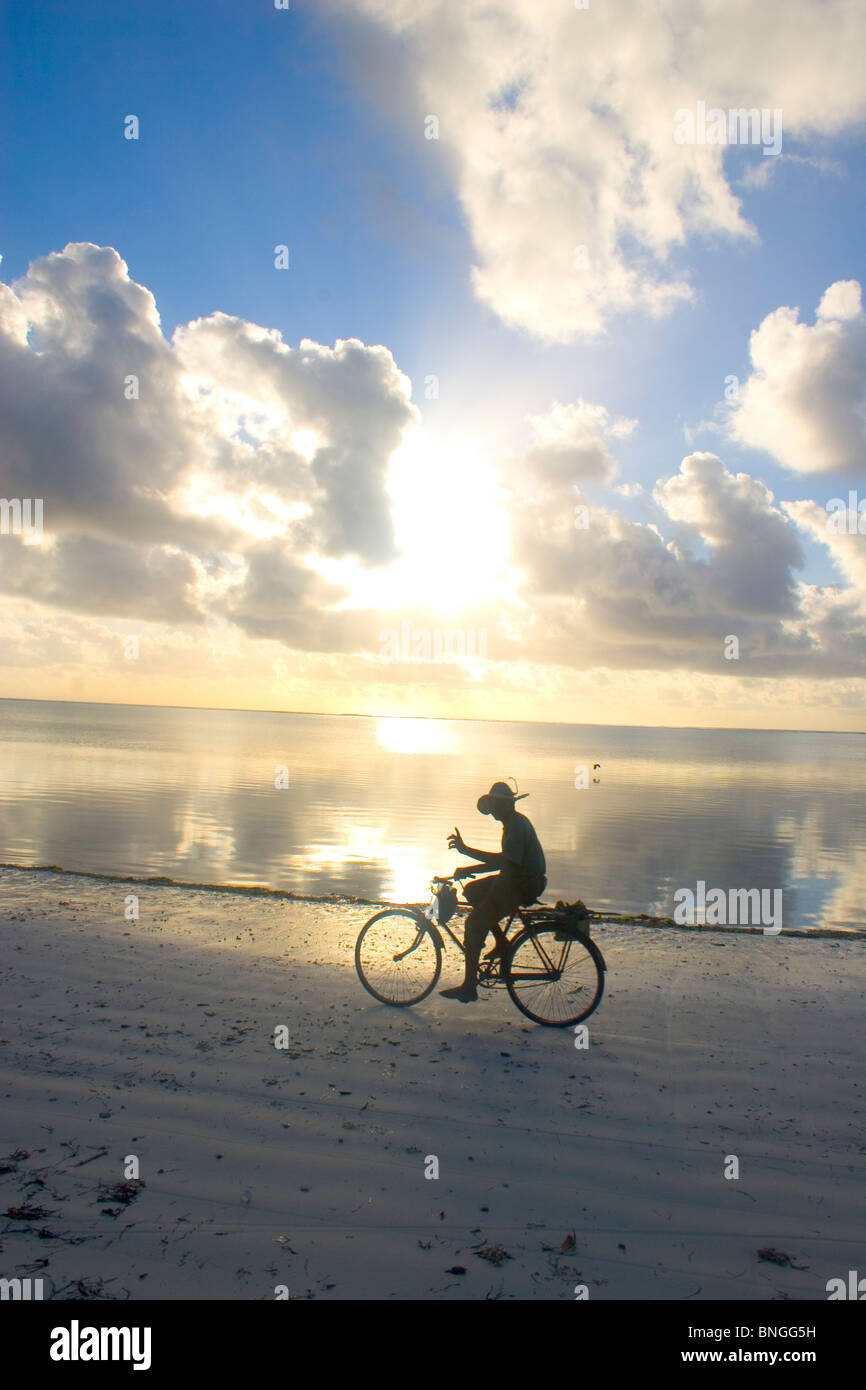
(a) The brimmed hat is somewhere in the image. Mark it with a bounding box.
[477,780,529,815]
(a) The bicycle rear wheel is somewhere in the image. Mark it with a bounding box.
[505,925,604,1026]
[355,908,442,1006]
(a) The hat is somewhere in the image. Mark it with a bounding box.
[477,780,529,815]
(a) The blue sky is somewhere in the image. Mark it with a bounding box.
[2,0,866,727]
[1,3,445,344]
[3,1,859,469]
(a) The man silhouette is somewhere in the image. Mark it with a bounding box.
[441,781,546,1003]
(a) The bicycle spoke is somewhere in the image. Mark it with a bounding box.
[507,926,602,1025]
[355,909,441,1006]
[525,931,556,973]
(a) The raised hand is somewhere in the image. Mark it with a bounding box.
[447,826,466,853]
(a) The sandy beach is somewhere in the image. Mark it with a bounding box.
[1,865,864,1301]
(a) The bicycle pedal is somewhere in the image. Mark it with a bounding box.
[477,965,501,986]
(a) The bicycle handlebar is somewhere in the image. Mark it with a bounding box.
[432,865,488,887]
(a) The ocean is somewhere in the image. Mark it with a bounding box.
[0,698,864,931]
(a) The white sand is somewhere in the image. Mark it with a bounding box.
[1,866,864,1301]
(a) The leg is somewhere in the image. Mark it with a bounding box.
[441,875,496,1001]
[471,874,520,960]
[464,879,512,961]
[482,930,509,963]
[442,876,519,1002]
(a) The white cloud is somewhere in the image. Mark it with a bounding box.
[726,280,866,474]
[508,450,823,671]
[173,312,417,565]
[338,0,866,341]
[523,400,636,486]
[0,243,420,636]
[738,152,844,191]
[784,497,866,599]
[4,242,866,691]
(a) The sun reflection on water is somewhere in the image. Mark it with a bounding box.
[376,717,457,756]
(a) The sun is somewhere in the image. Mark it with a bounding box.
[308,429,514,615]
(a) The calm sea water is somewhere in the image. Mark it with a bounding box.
[0,699,864,931]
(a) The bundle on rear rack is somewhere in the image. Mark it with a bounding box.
[524,899,592,939]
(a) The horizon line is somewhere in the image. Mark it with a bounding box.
[0,694,862,737]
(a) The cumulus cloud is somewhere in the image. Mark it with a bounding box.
[337,0,866,341]
[654,454,804,617]
[3,242,866,689]
[507,450,830,673]
[523,400,636,487]
[173,312,416,564]
[0,243,419,633]
[784,497,866,599]
[726,280,866,475]
[0,534,203,624]
[0,243,206,548]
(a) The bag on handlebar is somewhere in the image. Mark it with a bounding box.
[435,882,459,926]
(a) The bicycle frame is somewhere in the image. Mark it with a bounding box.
[413,879,526,958]
[400,876,606,977]
[397,907,465,958]
[355,874,607,1024]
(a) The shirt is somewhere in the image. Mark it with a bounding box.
[502,811,546,883]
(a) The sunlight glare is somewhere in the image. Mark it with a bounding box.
[376,716,457,755]
[307,430,512,614]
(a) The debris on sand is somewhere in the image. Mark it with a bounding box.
[756,1247,809,1269]
[542,1231,577,1254]
[476,1244,512,1266]
[97,1181,145,1206]
[77,1277,112,1299]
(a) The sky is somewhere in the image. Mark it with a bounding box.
[1,0,866,729]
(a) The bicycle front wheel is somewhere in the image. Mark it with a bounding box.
[355,908,442,1006]
[505,926,605,1026]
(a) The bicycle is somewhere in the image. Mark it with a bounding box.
[354,873,606,1027]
